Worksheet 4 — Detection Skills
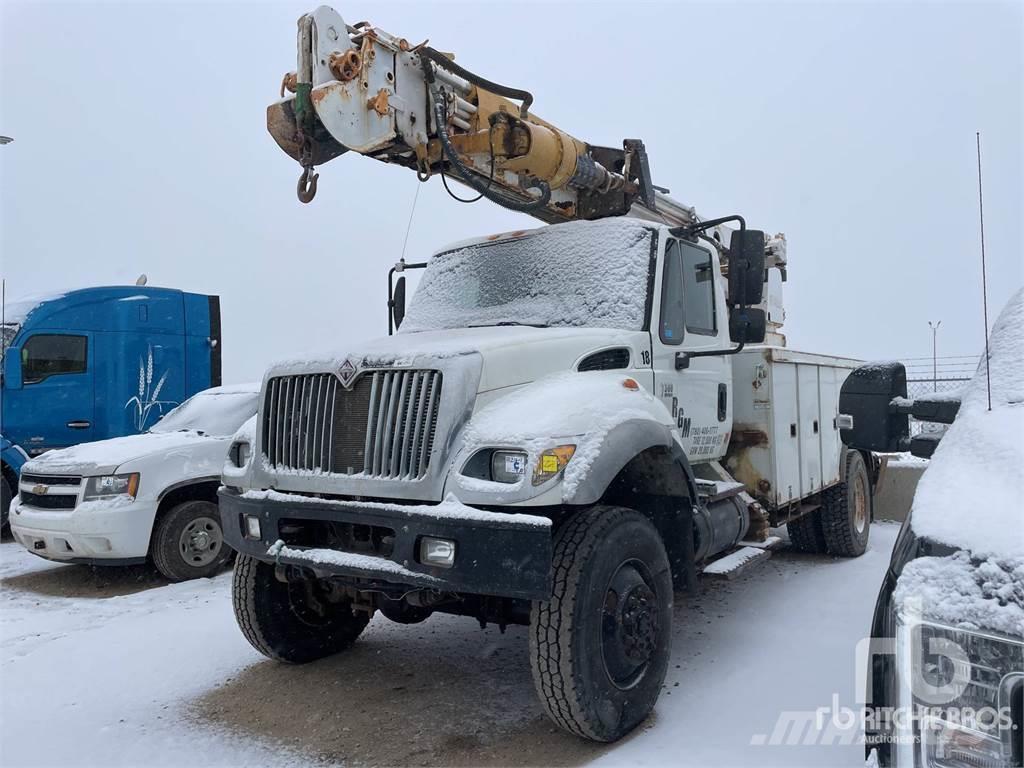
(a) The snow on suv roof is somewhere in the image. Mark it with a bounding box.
[909,286,1023,560]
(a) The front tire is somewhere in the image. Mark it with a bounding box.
[820,451,872,557]
[529,506,673,742]
[232,554,369,663]
[151,500,233,581]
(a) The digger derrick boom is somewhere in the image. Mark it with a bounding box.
[268,6,688,225]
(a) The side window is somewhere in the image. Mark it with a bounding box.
[681,243,716,335]
[21,335,88,384]
[659,240,685,345]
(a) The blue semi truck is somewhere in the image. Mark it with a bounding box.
[1,286,222,526]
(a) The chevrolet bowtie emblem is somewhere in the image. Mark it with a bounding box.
[32,484,49,495]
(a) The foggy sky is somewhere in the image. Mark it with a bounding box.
[2,1,1021,384]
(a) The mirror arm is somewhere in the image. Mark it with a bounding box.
[676,340,745,370]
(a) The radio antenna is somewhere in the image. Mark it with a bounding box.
[975,132,992,412]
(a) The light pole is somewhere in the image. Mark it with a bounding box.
[928,320,941,392]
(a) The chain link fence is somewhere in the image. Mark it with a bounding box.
[901,356,977,435]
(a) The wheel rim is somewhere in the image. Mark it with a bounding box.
[178,516,223,568]
[852,474,868,534]
[601,559,661,690]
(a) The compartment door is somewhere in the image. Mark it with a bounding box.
[797,364,822,496]
[770,362,800,506]
[818,367,842,488]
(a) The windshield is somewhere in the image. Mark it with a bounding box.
[400,219,654,333]
[150,391,258,437]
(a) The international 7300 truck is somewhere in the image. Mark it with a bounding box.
[1,285,222,527]
[219,6,878,742]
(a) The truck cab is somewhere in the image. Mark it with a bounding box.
[1,286,222,524]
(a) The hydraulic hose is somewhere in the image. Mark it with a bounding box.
[418,47,533,118]
[422,59,551,215]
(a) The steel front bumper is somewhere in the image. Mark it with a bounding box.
[219,489,553,601]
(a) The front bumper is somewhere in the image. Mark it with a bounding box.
[9,498,156,564]
[220,489,553,601]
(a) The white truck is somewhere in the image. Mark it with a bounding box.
[11,384,259,580]
[220,7,877,742]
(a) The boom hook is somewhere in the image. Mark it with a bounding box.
[297,165,319,203]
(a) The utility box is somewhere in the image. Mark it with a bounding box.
[726,347,861,511]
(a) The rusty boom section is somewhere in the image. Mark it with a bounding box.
[268,6,658,222]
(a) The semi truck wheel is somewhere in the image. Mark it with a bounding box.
[820,451,872,557]
[529,506,673,742]
[232,554,369,663]
[1,474,11,531]
[786,511,827,553]
[151,500,233,581]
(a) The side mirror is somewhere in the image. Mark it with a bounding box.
[728,229,766,307]
[838,362,909,452]
[729,307,766,344]
[2,350,22,390]
[391,276,407,330]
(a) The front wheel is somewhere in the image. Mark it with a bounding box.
[232,554,369,663]
[529,505,673,742]
[151,500,233,581]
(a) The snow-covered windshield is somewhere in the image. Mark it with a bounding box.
[151,388,259,437]
[400,219,655,333]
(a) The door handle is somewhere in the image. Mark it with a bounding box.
[66,421,91,429]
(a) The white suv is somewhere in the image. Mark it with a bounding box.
[10,384,258,581]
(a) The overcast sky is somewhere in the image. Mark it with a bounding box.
[2,1,1021,384]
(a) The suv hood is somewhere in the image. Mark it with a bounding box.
[273,326,642,392]
[24,431,214,476]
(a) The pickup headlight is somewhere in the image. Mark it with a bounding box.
[83,473,140,501]
[896,615,1023,767]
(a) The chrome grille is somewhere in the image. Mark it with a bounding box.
[263,370,441,479]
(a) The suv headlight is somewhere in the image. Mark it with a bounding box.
[229,441,252,469]
[896,614,1023,767]
[83,473,140,501]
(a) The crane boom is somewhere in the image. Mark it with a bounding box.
[267,6,698,227]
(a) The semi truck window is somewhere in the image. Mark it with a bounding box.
[659,240,685,344]
[681,244,716,335]
[21,334,87,384]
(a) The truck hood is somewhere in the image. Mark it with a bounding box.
[275,326,642,392]
[24,431,215,476]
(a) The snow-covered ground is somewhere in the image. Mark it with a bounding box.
[1,524,898,767]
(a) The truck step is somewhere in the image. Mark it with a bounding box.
[738,534,784,551]
[701,546,772,580]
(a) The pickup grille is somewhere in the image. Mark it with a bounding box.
[263,370,442,480]
[19,474,81,510]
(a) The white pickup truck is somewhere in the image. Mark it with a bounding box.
[10,384,258,581]
[220,218,876,741]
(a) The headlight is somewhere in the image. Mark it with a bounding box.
[896,615,1023,767]
[83,473,140,501]
[490,450,527,484]
[532,445,576,486]
[229,441,251,468]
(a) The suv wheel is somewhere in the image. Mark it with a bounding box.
[151,500,233,581]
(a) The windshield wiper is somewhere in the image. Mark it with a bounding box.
[468,321,550,328]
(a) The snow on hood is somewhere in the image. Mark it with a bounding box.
[268,325,638,392]
[909,287,1024,560]
[25,431,212,475]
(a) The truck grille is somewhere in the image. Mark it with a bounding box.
[263,370,442,479]
[19,474,82,510]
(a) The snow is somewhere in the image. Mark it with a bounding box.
[1,524,899,767]
[1,290,66,324]
[894,552,1024,637]
[267,540,445,584]
[459,371,663,498]
[150,385,259,438]
[241,489,552,529]
[702,546,770,575]
[400,218,655,334]
[908,287,1024,561]
[26,431,211,474]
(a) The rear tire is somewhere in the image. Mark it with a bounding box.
[820,451,872,557]
[529,506,673,742]
[787,511,827,553]
[232,554,369,663]
[151,500,233,581]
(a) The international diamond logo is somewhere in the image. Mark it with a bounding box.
[337,358,358,388]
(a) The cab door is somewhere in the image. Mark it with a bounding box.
[3,332,95,453]
[651,236,731,462]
